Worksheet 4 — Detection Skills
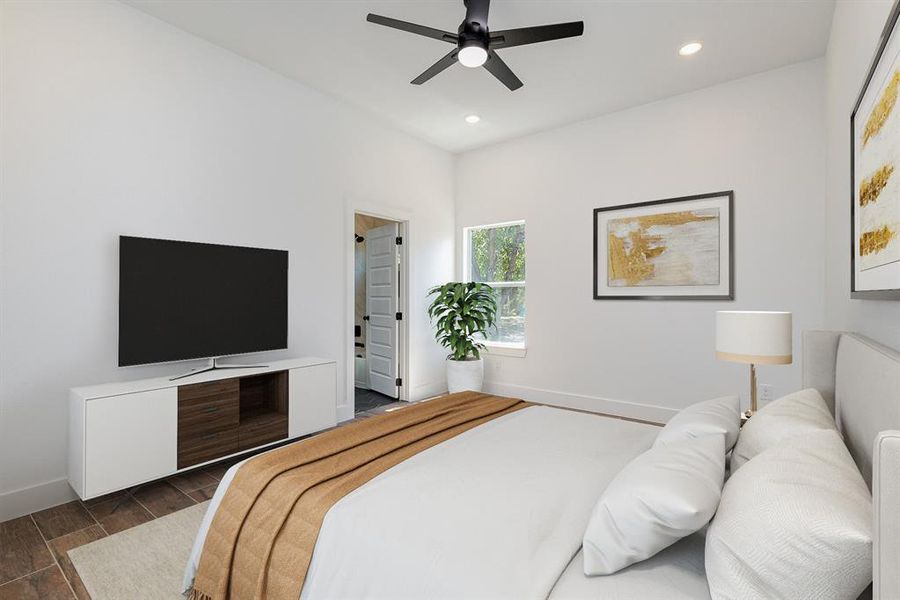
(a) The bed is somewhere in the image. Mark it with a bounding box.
[183,331,900,599]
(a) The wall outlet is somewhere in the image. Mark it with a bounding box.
[759,383,774,404]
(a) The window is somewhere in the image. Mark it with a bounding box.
[464,221,525,349]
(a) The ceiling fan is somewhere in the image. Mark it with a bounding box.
[366,0,584,91]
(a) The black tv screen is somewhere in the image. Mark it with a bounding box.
[118,236,288,367]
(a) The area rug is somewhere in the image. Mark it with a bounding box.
[69,501,208,600]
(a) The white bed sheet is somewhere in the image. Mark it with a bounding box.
[184,404,659,599]
[549,531,710,600]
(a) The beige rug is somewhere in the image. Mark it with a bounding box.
[69,501,208,600]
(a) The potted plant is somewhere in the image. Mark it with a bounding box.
[427,282,498,393]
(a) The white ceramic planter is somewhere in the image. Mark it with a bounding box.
[446,357,484,393]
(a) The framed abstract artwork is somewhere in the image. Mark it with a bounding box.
[593,191,734,300]
[851,0,900,299]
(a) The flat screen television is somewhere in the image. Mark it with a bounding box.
[118,236,288,367]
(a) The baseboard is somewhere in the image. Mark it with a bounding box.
[411,381,447,402]
[0,477,78,522]
[483,381,677,424]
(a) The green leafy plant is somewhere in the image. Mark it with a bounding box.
[427,282,497,361]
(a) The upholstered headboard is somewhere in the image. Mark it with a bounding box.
[802,331,900,600]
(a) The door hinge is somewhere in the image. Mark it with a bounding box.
[395,236,403,245]
[395,312,403,320]
[395,377,403,387]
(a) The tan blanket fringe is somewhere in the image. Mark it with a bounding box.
[189,391,529,600]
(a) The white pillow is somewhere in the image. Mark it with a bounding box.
[654,395,740,451]
[706,429,872,600]
[583,434,725,575]
[731,388,836,471]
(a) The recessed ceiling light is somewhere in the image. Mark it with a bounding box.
[679,41,703,56]
[465,114,481,124]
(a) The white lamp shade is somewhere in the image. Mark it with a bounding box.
[716,311,792,365]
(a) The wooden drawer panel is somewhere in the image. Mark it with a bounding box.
[178,379,240,469]
[238,413,288,451]
[178,428,239,469]
[178,379,239,436]
[179,378,239,401]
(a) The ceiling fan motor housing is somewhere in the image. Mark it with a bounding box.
[458,6,489,56]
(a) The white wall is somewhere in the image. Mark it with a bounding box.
[456,60,827,422]
[0,0,454,519]
[824,0,900,348]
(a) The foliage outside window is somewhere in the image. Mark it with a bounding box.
[465,221,525,347]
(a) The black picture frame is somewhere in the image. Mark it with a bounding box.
[850,0,900,300]
[593,191,735,301]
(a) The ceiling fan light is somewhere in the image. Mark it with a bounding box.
[458,45,488,68]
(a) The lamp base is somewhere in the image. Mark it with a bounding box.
[749,363,758,413]
[740,363,758,428]
[741,409,753,426]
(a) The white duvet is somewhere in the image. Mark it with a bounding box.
[184,405,658,599]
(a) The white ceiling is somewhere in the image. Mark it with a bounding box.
[124,0,835,153]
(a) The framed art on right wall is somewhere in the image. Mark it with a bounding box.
[851,0,900,299]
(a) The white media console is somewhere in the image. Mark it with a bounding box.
[68,357,336,500]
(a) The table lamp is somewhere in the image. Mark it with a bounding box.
[716,311,792,417]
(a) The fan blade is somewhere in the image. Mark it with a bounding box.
[411,49,459,85]
[489,22,584,49]
[483,50,523,91]
[367,14,458,44]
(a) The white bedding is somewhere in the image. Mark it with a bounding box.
[184,405,659,599]
[550,532,710,600]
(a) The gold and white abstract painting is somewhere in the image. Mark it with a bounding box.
[594,192,732,299]
[856,67,900,272]
[607,208,720,287]
[853,8,900,296]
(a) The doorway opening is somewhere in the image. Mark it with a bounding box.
[353,212,406,415]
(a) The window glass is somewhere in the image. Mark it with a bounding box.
[466,223,525,346]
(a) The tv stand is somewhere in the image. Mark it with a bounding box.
[68,357,336,500]
[169,357,269,381]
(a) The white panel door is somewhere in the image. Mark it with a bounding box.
[366,223,399,398]
[288,363,337,437]
[84,388,177,498]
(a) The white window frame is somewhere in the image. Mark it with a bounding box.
[462,220,527,357]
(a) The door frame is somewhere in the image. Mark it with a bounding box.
[343,201,411,422]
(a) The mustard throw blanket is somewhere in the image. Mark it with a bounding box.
[189,391,529,600]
